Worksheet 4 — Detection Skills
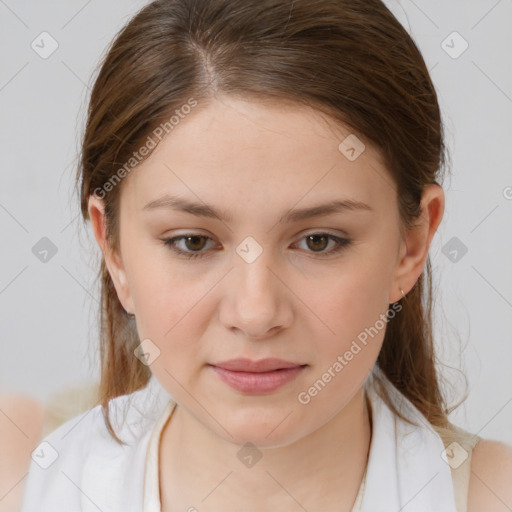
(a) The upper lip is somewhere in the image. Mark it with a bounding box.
[211,358,305,373]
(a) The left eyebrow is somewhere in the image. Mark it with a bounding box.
[281,199,373,223]
[142,194,373,224]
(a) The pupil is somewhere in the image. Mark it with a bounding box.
[308,235,327,251]
[186,236,205,251]
[183,235,329,253]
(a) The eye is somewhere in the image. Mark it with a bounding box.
[293,232,352,257]
[162,234,217,259]
[161,232,352,259]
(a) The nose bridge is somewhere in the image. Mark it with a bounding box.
[223,236,287,337]
[235,238,279,305]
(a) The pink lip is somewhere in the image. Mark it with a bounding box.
[209,358,307,394]
[212,357,304,372]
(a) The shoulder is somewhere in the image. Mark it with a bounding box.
[26,401,105,477]
[21,394,133,512]
[467,438,512,512]
[21,380,170,512]
[20,402,104,512]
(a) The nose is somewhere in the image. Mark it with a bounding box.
[219,248,293,340]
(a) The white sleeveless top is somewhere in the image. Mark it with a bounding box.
[142,400,367,512]
[142,366,479,512]
[20,366,479,512]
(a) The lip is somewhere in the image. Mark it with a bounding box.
[209,358,307,394]
[212,357,304,372]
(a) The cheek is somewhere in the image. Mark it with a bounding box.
[134,282,207,349]
[300,276,389,414]
[307,261,392,374]
[122,257,196,355]
[123,240,196,322]
[318,264,390,332]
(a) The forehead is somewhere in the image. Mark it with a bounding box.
[121,96,396,218]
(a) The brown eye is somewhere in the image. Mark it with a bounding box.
[162,234,217,259]
[294,232,352,257]
[305,234,329,252]
[163,232,352,260]
[183,235,208,251]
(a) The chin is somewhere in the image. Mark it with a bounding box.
[214,411,308,449]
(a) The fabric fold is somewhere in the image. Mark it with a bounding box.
[361,365,457,511]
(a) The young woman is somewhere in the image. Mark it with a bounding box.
[20,0,512,511]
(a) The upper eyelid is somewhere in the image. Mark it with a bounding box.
[167,230,347,244]
[166,231,348,251]
[167,228,349,239]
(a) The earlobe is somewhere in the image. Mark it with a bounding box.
[389,184,445,303]
[87,194,134,315]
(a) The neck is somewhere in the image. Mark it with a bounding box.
[159,387,372,511]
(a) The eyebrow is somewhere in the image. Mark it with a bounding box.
[142,194,373,224]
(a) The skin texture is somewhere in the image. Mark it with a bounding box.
[88,96,447,510]
[467,440,512,512]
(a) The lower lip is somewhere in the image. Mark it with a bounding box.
[210,365,306,394]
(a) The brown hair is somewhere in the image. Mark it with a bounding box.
[76,0,467,445]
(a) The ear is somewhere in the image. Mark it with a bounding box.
[389,183,445,303]
[87,194,135,315]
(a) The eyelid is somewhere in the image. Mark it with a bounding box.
[161,230,352,259]
[300,228,349,239]
[164,228,349,242]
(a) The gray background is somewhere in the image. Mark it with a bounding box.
[1,0,511,445]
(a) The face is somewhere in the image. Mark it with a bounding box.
[89,95,439,448]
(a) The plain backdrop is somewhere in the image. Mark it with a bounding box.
[0,0,511,445]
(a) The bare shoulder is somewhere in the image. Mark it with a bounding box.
[467,438,512,512]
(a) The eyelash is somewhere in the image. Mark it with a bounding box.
[161,232,352,260]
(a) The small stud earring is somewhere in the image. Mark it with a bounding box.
[400,288,406,299]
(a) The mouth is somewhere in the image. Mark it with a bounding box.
[208,358,308,394]
[211,357,306,372]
